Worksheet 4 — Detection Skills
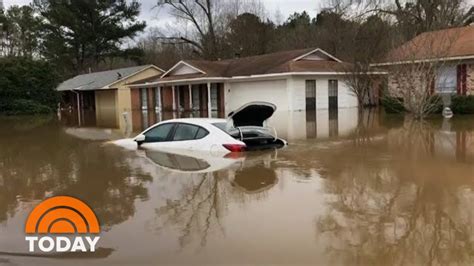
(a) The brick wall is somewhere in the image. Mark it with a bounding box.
[467,64,474,96]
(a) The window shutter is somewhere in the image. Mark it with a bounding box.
[457,65,462,95]
[462,64,467,96]
[457,64,468,95]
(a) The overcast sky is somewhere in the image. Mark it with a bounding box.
[4,0,321,28]
[4,0,473,30]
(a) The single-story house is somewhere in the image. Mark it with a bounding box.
[57,65,163,128]
[130,48,385,119]
[372,25,474,96]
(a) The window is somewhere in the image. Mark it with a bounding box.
[305,80,316,111]
[328,80,338,110]
[212,122,228,132]
[195,128,209,139]
[144,123,174,142]
[172,124,208,141]
[436,66,457,93]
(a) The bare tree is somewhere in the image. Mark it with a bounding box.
[381,28,461,119]
[156,0,264,60]
[342,63,379,108]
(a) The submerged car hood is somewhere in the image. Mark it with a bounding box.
[228,102,276,127]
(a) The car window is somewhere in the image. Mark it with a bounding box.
[144,123,174,142]
[212,122,236,133]
[195,128,209,139]
[172,124,200,141]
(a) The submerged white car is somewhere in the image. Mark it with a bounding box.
[134,102,287,154]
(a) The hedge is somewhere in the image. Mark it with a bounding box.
[0,99,53,115]
[451,95,474,114]
[0,57,60,115]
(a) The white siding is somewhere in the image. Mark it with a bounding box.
[226,79,288,113]
[338,81,358,108]
[290,76,358,110]
[225,76,358,113]
[266,108,358,140]
[338,108,359,135]
[170,64,201,75]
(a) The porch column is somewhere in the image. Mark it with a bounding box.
[172,85,176,111]
[156,87,162,111]
[188,84,193,111]
[207,82,212,118]
[76,91,82,126]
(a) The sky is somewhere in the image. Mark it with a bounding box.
[3,0,321,28]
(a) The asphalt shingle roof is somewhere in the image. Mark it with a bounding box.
[382,25,474,63]
[56,65,154,91]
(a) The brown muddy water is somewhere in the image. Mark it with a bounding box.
[0,109,473,265]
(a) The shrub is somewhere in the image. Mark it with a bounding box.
[429,95,444,114]
[0,99,52,115]
[382,96,405,114]
[451,95,474,114]
[0,57,60,115]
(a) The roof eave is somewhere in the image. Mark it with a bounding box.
[130,71,388,87]
[371,54,474,66]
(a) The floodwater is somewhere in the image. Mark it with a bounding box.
[0,109,473,265]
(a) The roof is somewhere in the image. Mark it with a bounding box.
[378,25,474,65]
[132,48,362,86]
[56,65,162,91]
[181,48,336,77]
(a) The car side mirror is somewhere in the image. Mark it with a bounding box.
[134,134,146,144]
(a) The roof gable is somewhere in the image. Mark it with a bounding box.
[161,61,206,78]
[292,48,342,62]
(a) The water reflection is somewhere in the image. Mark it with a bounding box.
[1,113,474,265]
[0,116,151,229]
[315,117,474,265]
[145,150,278,249]
[60,107,362,141]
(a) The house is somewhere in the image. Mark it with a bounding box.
[373,25,474,96]
[57,65,163,128]
[130,48,382,120]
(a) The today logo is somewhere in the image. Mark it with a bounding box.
[24,196,100,253]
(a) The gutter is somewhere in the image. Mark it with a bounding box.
[129,71,388,88]
[371,55,474,67]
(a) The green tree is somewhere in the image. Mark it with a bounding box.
[34,0,146,75]
[225,13,275,58]
[0,57,60,115]
[0,5,41,57]
[274,11,316,51]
